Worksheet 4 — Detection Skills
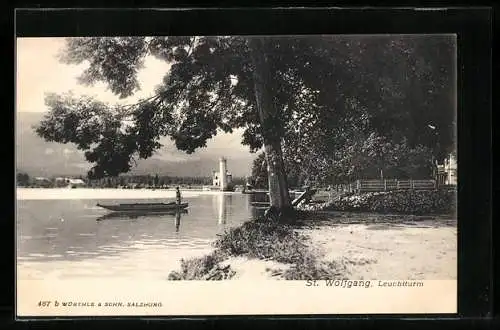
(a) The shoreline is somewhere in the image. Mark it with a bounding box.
[302,189,457,215]
[16,187,240,200]
[168,216,457,281]
[16,187,457,281]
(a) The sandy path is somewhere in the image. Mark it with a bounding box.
[297,221,457,280]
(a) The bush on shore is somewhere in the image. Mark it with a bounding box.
[167,219,348,281]
[167,251,236,280]
[301,189,456,215]
[213,220,308,264]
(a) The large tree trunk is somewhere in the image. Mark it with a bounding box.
[248,38,293,220]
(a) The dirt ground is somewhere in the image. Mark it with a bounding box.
[225,216,457,280]
[298,221,457,280]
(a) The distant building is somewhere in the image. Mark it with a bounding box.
[244,176,254,190]
[54,177,86,188]
[212,157,232,191]
[437,154,457,185]
[67,178,86,188]
[54,177,67,187]
[33,177,52,187]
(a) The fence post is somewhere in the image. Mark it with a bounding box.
[356,180,360,193]
[384,179,387,191]
[410,179,414,190]
[396,180,399,190]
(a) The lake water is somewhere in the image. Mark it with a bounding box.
[16,189,265,280]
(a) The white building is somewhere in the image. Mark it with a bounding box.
[443,154,457,185]
[437,153,457,185]
[67,178,86,188]
[54,177,86,188]
[212,157,232,191]
[33,177,51,187]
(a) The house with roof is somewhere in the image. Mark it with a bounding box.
[54,177,86,188]
[436,154,457,186]
[33,177,52,188]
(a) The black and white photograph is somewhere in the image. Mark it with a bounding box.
[16,15,461,316]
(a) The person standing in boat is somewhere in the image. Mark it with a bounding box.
[176,186,182,206]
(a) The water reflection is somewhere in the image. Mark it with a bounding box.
[96,209,188,222]
[218,194,232,225]
[249,191,269,203]
[97,209,188,233]
[248,192,269,219]
[211,194,234,225]
[252,206,267,219]
[16,195,252,264]
[175,211,181,232]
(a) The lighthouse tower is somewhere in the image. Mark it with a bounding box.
[219,157,228,191]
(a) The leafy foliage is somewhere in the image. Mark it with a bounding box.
[34,92,170,178]
[309,189,457,215]
[251,151,305,189]
[35,35,455,183]
[331,134,435,182]
[16,172,30,186]
[253,133,435,187]
[167,252,235,281]
[59,37,149,98]
[250,152,268,188]
[214,220,308,264]
[170,219,350,280]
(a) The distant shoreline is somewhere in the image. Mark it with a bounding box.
[16,187,240,201]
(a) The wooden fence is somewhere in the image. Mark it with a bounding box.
[332,179,438,193]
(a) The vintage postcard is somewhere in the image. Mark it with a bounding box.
[16,31,458,317]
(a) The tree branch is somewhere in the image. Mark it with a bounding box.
[186,36,197,57]
[115,94,161,111]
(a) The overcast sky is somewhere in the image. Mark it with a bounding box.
[16,37,171,113]
[16,37,253,164]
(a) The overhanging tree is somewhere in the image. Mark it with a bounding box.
[273,35,455,184]
[34,35,456,221]
[35,36,319,221]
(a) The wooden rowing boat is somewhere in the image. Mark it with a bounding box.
[96,202,189,212]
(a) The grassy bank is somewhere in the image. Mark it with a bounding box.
[167,219,349,281]
[300,189,456,215]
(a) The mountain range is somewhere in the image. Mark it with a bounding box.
[16,112,255,178]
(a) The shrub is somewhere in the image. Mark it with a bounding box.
[214,220,309,264]
[282,255,349,280]
[167,251,234,280]
[304,189,457,215]
[168,212,363,281]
